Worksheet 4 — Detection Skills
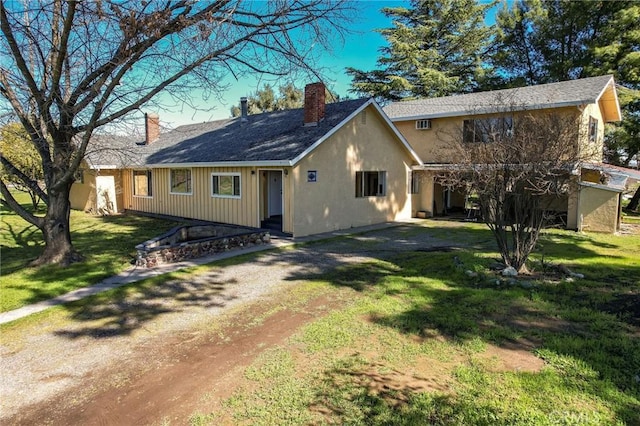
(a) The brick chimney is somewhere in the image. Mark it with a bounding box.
[145,113,160,144]
[303,82,326,126]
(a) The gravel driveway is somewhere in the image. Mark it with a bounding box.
[0,222,467,424]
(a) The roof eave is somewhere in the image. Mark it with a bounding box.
[387,100,591,122]
[594,77,622,122]
[86,164,119,170]
[579,180,625,193]
[144,160,293,168]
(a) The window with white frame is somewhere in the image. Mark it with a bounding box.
[211,173,240,198]
[133,169,152,197]
[170,168,192,194]
[355,171,386,197]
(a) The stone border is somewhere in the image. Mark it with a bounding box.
[136,226,271,268]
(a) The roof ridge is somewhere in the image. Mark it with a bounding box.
[392,75,614,106]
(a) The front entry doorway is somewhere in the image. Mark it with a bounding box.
[261,170,283,232]
[96,175,117,214]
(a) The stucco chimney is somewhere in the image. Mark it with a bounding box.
[145,113,160,144]
[303,82,326,126]
[240,97,248,123]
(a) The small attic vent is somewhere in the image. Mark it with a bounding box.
[416,119,432,130]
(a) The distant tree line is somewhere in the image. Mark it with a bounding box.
[230,83,341,117]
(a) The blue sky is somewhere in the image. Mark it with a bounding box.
[157,1,407,128]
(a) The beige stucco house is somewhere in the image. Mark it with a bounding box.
[72,76,637,236]
[384,75,637,233]
[71,83,421,237]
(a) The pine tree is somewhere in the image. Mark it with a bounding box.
[493,0,638,87]
[347,0,495,100]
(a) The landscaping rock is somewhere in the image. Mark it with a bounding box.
[502,266,518,277]
[488,262,505,270]
[465,270,478,277]
[136,229,271,268]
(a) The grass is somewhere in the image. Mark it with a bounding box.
[0,191,182,312]
[200,225,640,425]
[622,184,640,224]
[2,198,639,424]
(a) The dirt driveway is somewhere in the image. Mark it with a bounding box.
[0,223,477,425]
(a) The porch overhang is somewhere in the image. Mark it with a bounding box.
[411,163,464,172]
[579,180,625,193]
[581,162,640,181]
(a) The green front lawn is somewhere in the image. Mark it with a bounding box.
[0,192,181,312]
[203,225,640,425]
[2,193,639,424]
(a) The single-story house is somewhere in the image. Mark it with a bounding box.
[71,83,422,237]
[383,74,637,233]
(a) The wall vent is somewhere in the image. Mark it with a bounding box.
[415,119,432,130]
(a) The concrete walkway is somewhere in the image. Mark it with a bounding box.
[0,221,409,325]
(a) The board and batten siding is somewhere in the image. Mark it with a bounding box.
[121,166,260,227]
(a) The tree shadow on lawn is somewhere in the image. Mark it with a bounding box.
[53,269,240,339]
[280,227,640,423]
[1,220,42,250]
[1,213,181,307]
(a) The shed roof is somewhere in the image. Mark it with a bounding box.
[383,75,621,122]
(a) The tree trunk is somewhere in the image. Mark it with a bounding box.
[627,185,640,211]
[30,185,83,266]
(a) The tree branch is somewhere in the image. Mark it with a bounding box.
[0,155,49,204]
[0,179,43,228]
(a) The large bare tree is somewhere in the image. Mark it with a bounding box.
[438,102,594,273]
[0,0,351,266]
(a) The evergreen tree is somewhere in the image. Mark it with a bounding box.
[347,0,495,100]
[492,0,636,87]
[230,84,302,117]
[276,84,305,110]
[230,83,338,117]
[250,84,277,114]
